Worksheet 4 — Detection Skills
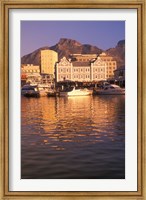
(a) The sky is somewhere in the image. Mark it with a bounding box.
[21,21,125,57]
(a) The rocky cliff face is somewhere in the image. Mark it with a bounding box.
[21,38,125,67]
[106,40,125,67]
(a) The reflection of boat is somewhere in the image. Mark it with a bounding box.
[21,84,49,97]
[93,84,125,95]
[59,87,93,97]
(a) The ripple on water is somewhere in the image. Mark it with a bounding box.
[21,96,125,179]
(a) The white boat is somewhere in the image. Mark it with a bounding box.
[93,84,125,95]
[59,87,93,97]
[37,83,50,97]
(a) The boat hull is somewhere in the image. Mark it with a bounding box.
[59,88,93,97]
[95,91,125,95]
[93,89,125,95]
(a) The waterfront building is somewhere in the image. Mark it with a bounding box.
[91,57,107,81]
[72,61,91,82]
[21,64,40,77]
[98,52,117,79]
[21,64,41,85]
[41,50,58,76]
[55,56,107,82]
[55,57,73,82]
[114,65,125,87]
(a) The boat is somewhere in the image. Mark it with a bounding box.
[47,89,59,97]
[59,87,93,97]
[21,84,49,97]
[37,83,50,97]
[21,85,40,97]
[93,84,125,95]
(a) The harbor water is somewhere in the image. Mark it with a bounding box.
[21,95,125,179]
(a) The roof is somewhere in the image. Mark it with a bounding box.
[72,61,91,67]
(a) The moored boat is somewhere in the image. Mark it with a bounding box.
[21,85,40,97]
[21,84,49,97]
[59,87,93,97]
[47,89,59,97]
[93,84,125,95]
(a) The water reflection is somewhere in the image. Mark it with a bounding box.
[21,95,125,179]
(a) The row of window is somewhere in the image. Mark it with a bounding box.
[93,74,105,79]
[59,74,105,79]
[22,70,40,73]
[78,58,89,62]
[58,66,116,71]
[107,62,116,66]
[101,58,113,62]
[93,68,105,72]
[59,68,70,73]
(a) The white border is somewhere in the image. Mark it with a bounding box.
[9,9,137,191]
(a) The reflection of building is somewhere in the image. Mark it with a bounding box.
[56,54,107,82]
[41,50,58,76]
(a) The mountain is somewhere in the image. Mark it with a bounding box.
[106,40,125,67]
[21,38,125,67]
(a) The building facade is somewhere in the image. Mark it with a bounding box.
[55,55,108,82]
[41,50,58,75]
[21,64,40,77]
[21,64,41,84]
[56,57,73,81]
[98,52,117,79]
